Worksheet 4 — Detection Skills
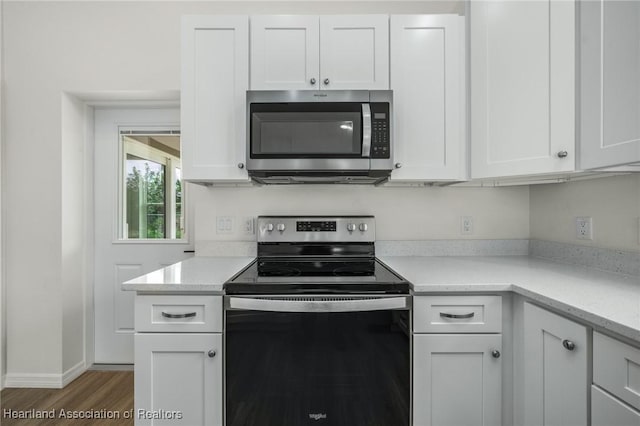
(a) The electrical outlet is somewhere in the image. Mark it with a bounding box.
[216,216,233,234]
[575,217,593,240]
[461,216,473,235]
[242,216,255,235]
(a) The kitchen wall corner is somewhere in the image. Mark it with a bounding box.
[530,174,640,253]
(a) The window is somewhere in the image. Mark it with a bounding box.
[120,131,183,240]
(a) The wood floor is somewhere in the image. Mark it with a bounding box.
[1,371,133,426]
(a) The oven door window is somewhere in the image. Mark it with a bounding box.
[250,103,363,158]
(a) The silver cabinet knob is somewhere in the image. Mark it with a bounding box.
[276,223,286,232]
[395,163,402,169]
[557,151,569,158]
[324,78,330,85]
[562,339,576,351]
[266,223,274,232]
[347,223,357,232]
[491,350,501,358]
[359,223,368,232]
[237,162,245,169]
[310,78,316,85]
[208,350,216,358]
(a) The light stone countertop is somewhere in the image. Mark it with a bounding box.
[122,256,255,293]
[122,254,639,342]
[380,256,640,342]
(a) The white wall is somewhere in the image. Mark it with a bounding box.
[195,185,530,242]
[2,0,468,384]
[530,174,640,252]
[60,94,87,375]
[0,0,5,390]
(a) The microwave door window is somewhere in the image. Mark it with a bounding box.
[252,112,362,157]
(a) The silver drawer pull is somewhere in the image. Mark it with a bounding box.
[161,311,197,319]
[440,312,475,319]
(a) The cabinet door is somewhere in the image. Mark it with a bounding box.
[250,15,320,90]
[592,385,640,426]
[413,334,502,426]
[181,16,249,182]
[470,1,575,179]
[319,15,389,90]
[390,15,465,181]
[135,333,223,426]
[523,303,588,426]
[580,0,640,169]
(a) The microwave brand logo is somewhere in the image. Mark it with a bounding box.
[309,413,327,421]
[313,93,328,97]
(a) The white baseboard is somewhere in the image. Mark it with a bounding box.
[62,361,86,387]
[4,361,86,389]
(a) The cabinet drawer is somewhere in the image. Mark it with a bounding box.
[593,331,640,410]
[592,385,640,426]
[135,295,222,332]
[414,295,502,333]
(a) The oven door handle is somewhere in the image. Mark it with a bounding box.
[227,296,409,313]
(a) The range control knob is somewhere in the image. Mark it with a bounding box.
[276,223,286,232]
[347,223,357,232]
[266,223,274,232]
[359,223,368,232]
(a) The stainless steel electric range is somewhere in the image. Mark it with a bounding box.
[224,216,410,426]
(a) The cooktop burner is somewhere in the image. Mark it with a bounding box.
[224,216,410,295]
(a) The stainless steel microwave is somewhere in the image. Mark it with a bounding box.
[246,90,393,184]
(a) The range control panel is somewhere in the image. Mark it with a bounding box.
[258,216,375,243]
[370,102,390,159]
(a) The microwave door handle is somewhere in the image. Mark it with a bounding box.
[362,103,372,158]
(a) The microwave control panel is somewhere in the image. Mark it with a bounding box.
[370,103,390,158]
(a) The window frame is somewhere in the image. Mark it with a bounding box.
[117,127,186,242]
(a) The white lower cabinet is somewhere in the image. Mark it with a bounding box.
[135,333,223,426]
[413,334,502,426]
[592,385,640,426]
[592,331,640,425]
[413,295,502,426]
[134,294,224,426]
[523,302,588,426]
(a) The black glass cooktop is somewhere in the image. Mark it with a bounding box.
[225,258,409,295]
[257,259,375,277]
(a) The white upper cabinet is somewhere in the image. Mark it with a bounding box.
[580,0,640,169]
[389,15,465,182]
[470,1,575,179]
[250,15,320,90]
[250,15,389,90]
[181,16,250,182]
[319,15,389,90]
